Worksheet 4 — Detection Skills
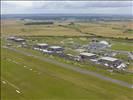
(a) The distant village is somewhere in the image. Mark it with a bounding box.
[7,36,133,71]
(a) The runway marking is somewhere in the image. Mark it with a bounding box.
[16,90,21,94]
[1,78,20,90]
[12,60,19,64]
[8,58,40,75]
[24,66,27,68]
[6,56,41,76]
[2,81,6,84]
[38,72,41,75]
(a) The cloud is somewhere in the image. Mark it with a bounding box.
[1,1,33,8]
[1,1,133,15]
[31,1,133,9]
[82,1,132,8]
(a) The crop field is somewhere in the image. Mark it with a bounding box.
[1,20,84,36]
[1,48,133,100]
[1,19,133,39]
[77,22,133,39]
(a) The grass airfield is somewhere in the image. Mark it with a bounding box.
[1,48,133,100]
[1,19,133,100]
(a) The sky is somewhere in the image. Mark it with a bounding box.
[1,1,133,15]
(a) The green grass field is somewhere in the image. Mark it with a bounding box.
[1,48,133,100]
[111,43,133,51]
[16,47,133,84]
[2,35,133,83]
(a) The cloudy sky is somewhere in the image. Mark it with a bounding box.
[1,1,133,15]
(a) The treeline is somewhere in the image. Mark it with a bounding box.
[24,22,54,25]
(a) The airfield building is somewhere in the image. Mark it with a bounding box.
[65,54,80,61]
[80,52,97,59]
[42,49,54,54]
[33,43,48,51]
[7,36,17,40]
[14,38,25,42]
[98,57,126,69]
[88,40,110,52]
[7,36,25,43]
[48,46,64,53]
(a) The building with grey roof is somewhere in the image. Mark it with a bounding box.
[98,56,126,69]
[33,43,48,51]
[88,40,110,52]
[80,52,97,59]
[48,46,64,53]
